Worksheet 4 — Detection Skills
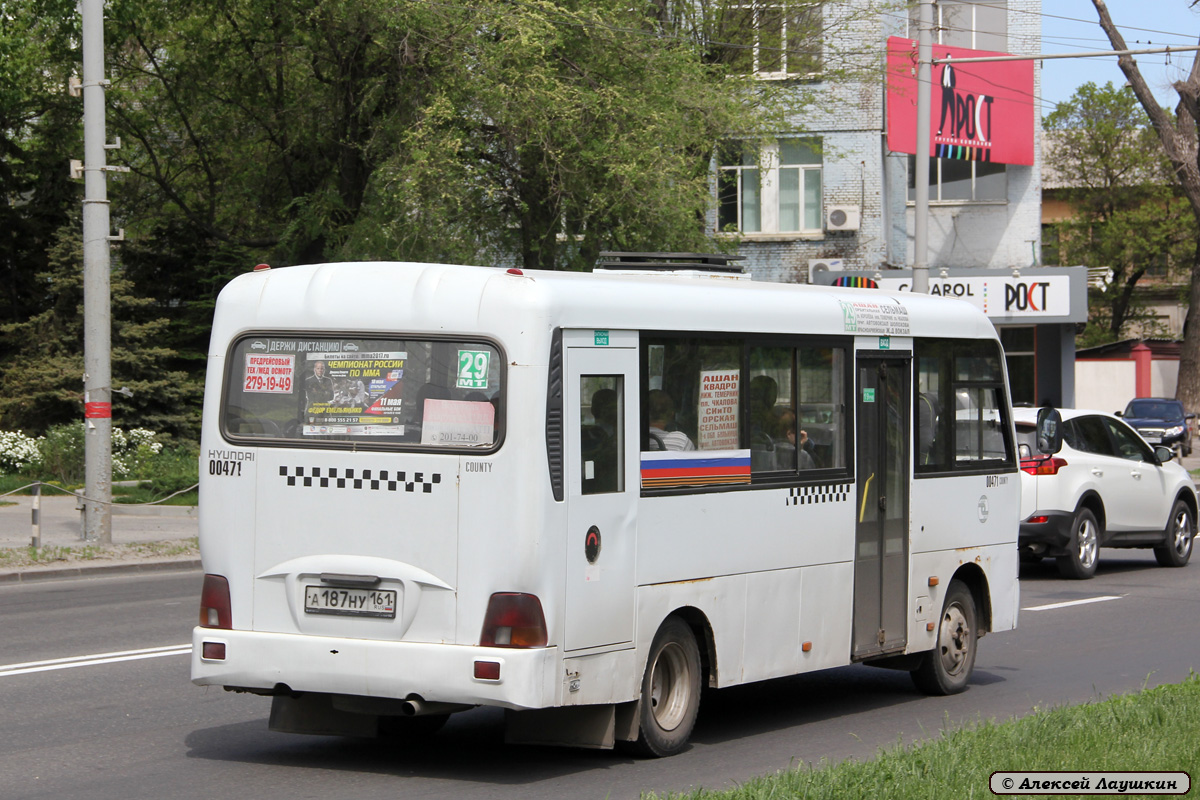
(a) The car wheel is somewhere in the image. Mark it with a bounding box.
[912,580,978,696]
[627,616,702,758]
[1056,507,1100,579]
[1154,499,1194,568]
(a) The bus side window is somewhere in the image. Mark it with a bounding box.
[581,376,623,494]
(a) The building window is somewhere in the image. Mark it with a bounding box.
[722,2,822,78]
[908,0,1008,51]
[718,138,822,234]
[906,1,1008,203]
[908,155,1006,202]
[1000,326,1035,406]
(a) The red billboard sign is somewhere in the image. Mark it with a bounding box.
[886,36,1034,166]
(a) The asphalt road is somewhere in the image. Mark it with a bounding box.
[1,556,1198,800]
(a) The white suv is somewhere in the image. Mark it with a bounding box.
[1014,407,1197,579]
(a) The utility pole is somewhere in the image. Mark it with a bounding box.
[912,0,933,294]
[81,0,114,544]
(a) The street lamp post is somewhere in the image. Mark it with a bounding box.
[80,0,113,544]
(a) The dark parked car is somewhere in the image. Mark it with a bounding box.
[1116,398,1195,457]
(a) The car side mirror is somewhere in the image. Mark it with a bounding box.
[1114,410,1123,417]
[1155,445,1175,464]
[1036,407,1063,455]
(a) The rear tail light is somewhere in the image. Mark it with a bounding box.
[199,574,233,630]
[480,593,548,648]
[1020,456,1068,476]
[1027,515,1049,524]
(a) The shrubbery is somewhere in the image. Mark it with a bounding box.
[0,423,196,489]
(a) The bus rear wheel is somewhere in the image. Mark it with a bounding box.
[911,580,977,696]
[628,616,701,758]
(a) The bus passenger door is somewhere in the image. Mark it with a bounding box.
[563,330,638,652]
[852,355,911,660]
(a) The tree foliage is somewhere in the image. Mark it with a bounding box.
[0,0,865,435]
[0,220,201,437]
[102,0,811,271]
[1044,81,1197,344]
[0,0,81,329]
[1086,0,1200,409]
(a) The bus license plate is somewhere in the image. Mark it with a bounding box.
[304,586,397,618]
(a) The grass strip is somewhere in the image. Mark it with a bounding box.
[652,673,1200,800]
[0,537,199,569]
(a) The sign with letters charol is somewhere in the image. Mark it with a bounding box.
[886,37,1034,166]
[874,275,1072,319]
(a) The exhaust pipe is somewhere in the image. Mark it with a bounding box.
[400,699,472,717]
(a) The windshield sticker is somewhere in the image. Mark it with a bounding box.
[421,399,495,446]
[456,350,491,390]
[839,299,911,336]
[302,352,408,436]
[244,354,295,394]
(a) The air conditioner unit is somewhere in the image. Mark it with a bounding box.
[807,258,844,284]
[825,205,861,232]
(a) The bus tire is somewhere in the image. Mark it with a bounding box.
[911,580,977,696]
[1154,499,1194,568]
[628,616,701,758]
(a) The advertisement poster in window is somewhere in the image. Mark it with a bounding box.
[301,351,408,436]
[698,369,741,450]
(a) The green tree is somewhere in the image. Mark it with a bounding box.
[1044,81,1196,344]
[0,1,81,328]
[0,220,201,438]
[365,0,804,271]
[1087,0,1200,409]
[102,0,834,272]
[105,0,462,266]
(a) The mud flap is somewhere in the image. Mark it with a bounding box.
[269,692,379,737]
[505,701,639,749]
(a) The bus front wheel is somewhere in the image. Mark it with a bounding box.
[628,616,701,758]
[911,580,977,696]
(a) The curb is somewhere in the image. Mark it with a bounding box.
[112,505,197,518]
[0,557,203,585]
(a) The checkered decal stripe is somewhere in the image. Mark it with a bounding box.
[279,466,442,494]
[786,483,851,506]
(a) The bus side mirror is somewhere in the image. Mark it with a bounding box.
[1036,407,1063,455]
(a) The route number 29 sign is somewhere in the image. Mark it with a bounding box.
[457,350,491,390]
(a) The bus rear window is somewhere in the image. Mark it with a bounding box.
[223,335,502,450]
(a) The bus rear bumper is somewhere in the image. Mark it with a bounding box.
[191,627,558,710]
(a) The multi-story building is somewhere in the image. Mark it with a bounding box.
[713,0,1088,406]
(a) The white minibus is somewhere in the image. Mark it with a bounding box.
[193,254,1020,756]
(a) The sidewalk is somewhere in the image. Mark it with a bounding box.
[0,493,200,584]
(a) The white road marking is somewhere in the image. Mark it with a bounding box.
[0,644,191,677]
[1023,595,1123,612]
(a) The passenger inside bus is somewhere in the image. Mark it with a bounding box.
[647,390,695,451]
[749,376,780,470]
[591,388,617,437]
[774,409,817,470]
